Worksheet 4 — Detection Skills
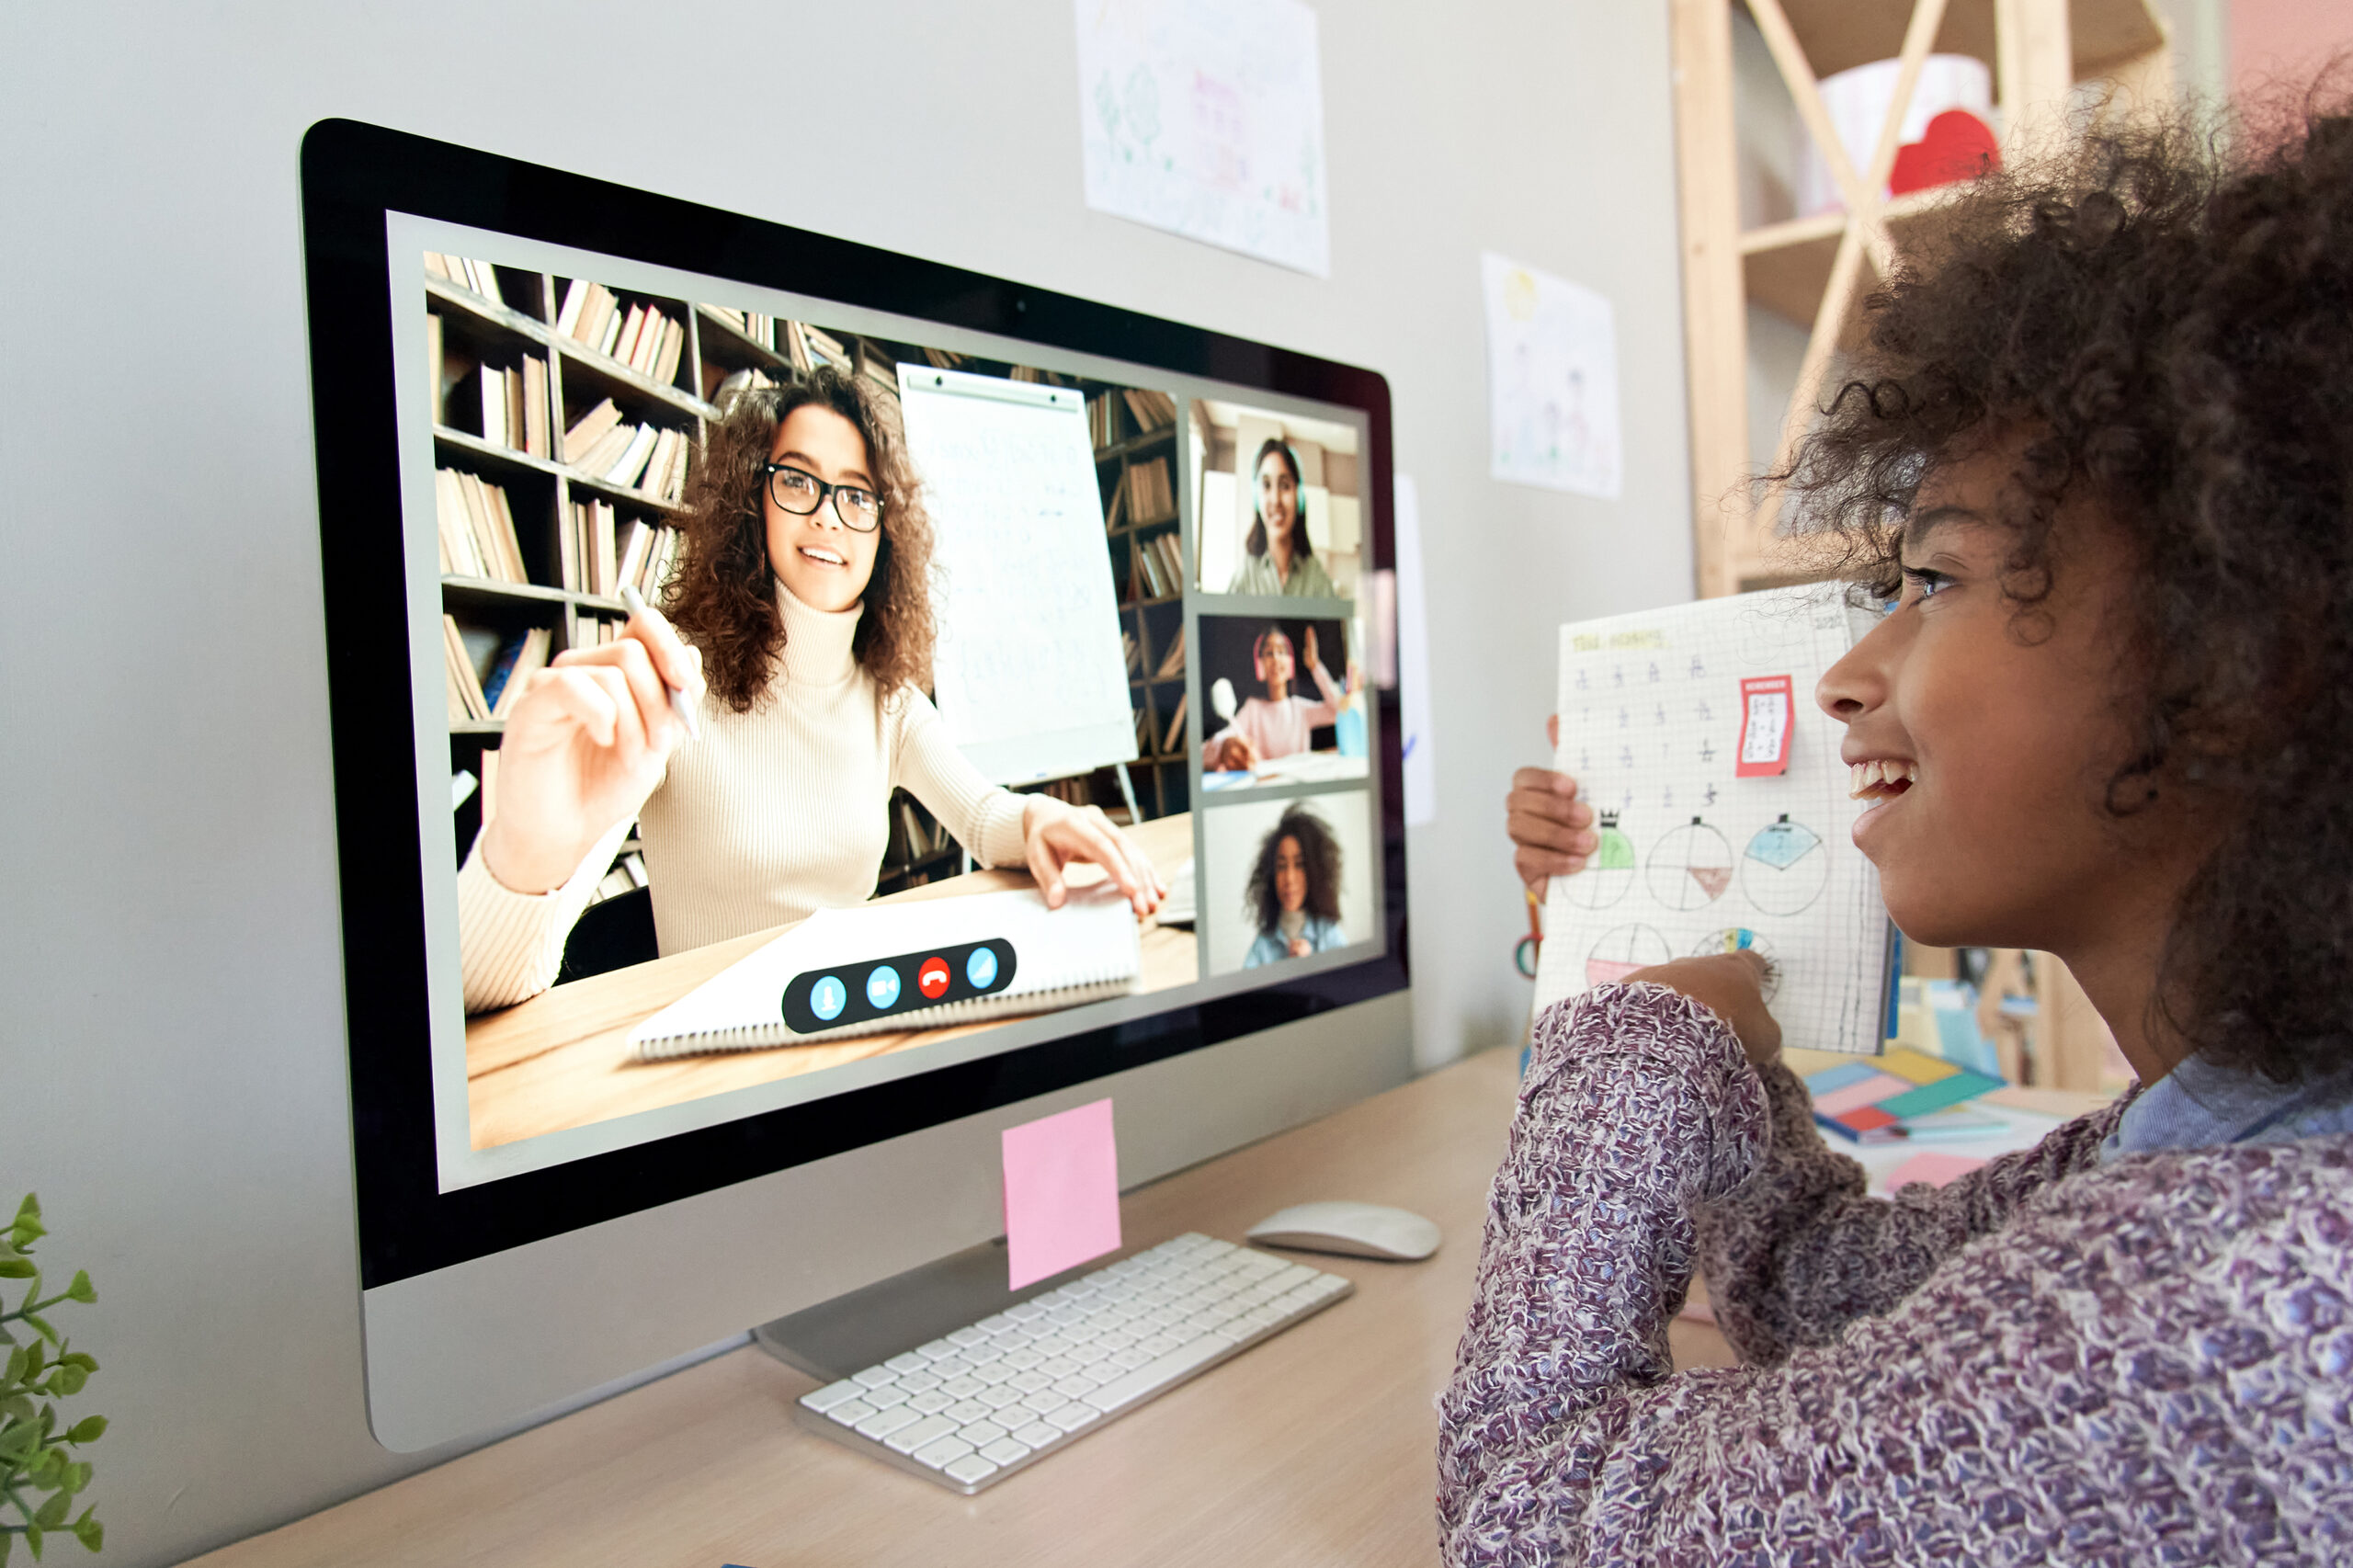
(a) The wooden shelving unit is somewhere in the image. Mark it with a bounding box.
[1670,0,2173,596]
[1099,398,1190,825]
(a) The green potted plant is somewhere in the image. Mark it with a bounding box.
[1,1197,103,1561]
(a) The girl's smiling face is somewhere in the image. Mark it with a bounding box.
[1816,446,2214,963]
[1256,451,1298,546]
[765,404,881,613]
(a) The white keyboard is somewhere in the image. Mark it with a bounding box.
[794,1233,1353,1493]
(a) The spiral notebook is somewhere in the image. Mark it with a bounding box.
[629,885,1142,1060]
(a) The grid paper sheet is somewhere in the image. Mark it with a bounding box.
[1532,584,1893,1055]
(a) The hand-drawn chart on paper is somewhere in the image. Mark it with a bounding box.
[1074,0,1331,277]
[1531,584,1893,1054]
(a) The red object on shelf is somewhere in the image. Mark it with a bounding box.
[1889,109,2002,198]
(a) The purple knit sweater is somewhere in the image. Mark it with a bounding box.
[1437,983,2353,1565]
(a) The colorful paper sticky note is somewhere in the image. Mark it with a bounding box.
[1001,1098,1122,1290]
[1876,1067,2005,1119]
[1882,1151,1987,1190]
[1813,1074,1912,1117]
[1803,1061,1883,1096]
[1879,1046,1962,1086]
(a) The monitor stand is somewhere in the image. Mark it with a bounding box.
[751,1237,1084,1384]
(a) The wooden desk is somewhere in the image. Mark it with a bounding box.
[194,1046,1530,1568]
[466,813,1198,1150]
[193,1046,2111,1567]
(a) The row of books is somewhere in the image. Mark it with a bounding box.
[1133,694,1189,756]
[426,253,506,305]
[563,399,691,503]
[1088,388,1178,448]
[886,796,955,866]
[437,469,529,585]
[475,353,550,459]
[1131,527,1186,600]
[567,504,681,602]
[590,849,652,906]
[1033,778,1094,808]
[556,281,688,386]
[1152,625,1187,679]
[1125,457,1176,525]
[444,617,550,723]
[702,305,779,349]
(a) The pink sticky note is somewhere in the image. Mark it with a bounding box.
[1883,1152,1986,1190]
[1001,1098,1122,1290]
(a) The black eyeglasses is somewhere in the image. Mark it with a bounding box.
[763,462,883,531]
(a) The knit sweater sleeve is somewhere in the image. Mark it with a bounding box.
[889,689,1029,870]
[1436,990,2347,1565]
[455,814,636,1013]
[1692,1060,2133,1366]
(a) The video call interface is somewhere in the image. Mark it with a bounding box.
[406,233,1383,1185]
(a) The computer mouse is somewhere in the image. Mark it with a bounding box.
[1245,1201,1440,1262]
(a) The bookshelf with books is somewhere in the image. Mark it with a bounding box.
[1092,388,1190,822]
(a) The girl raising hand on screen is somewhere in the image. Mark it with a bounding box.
[460,369,1162,1013]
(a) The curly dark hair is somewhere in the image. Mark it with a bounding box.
[1242,437,1313,562]
[665,367,937,710]
[1780,101,2353,1085]
[1245,804,1343,932]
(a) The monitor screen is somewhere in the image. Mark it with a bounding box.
[303,120,1404,1301]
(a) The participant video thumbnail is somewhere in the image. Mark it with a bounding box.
[420,253,1201,1153]
[1188,401,1363,600]
[1196,612,1370,791]
[1199,790,1374,977]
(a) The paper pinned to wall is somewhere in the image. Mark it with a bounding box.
[1481,253,1622,499]
[1074,0,1331,278]
[1393,475,1437,826]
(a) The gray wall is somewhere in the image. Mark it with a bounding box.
[0,4,1692,1561]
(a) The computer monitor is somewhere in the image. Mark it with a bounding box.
[299,119,1410,1452]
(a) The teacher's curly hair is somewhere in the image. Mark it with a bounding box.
[666,366,938,711]
[1777,94,2353,1085]
[1245,804,1343,932]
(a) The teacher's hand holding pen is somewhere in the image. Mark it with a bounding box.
[1507,714,1597,894]
[478,591,705,896]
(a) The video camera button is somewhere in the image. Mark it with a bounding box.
[866,965,903,1009]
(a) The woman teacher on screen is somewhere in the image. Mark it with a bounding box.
[457,368,1163,1013]
[1224,437,1337,597]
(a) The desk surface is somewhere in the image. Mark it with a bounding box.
[197,1045,1530,1568]
[197,1046,2116,1568]
[466,812,1198,1150]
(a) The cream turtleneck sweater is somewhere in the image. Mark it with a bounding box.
[457,583,1029,1013]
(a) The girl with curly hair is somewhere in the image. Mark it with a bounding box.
[459,367,1162,1011]
[1461,104,2353,1562]
[1241,803,1346,967]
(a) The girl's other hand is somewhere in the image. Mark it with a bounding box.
[1022,797,1167,917]
[479,608,705,895]
[1509,716,1596,892]
[1620,951,1782,1069]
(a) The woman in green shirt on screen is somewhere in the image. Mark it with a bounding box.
[1224,437,1337,597]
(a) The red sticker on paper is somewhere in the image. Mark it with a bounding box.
[1735,676,1793,778]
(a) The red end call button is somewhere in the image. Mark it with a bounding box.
[916,956,951,999]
